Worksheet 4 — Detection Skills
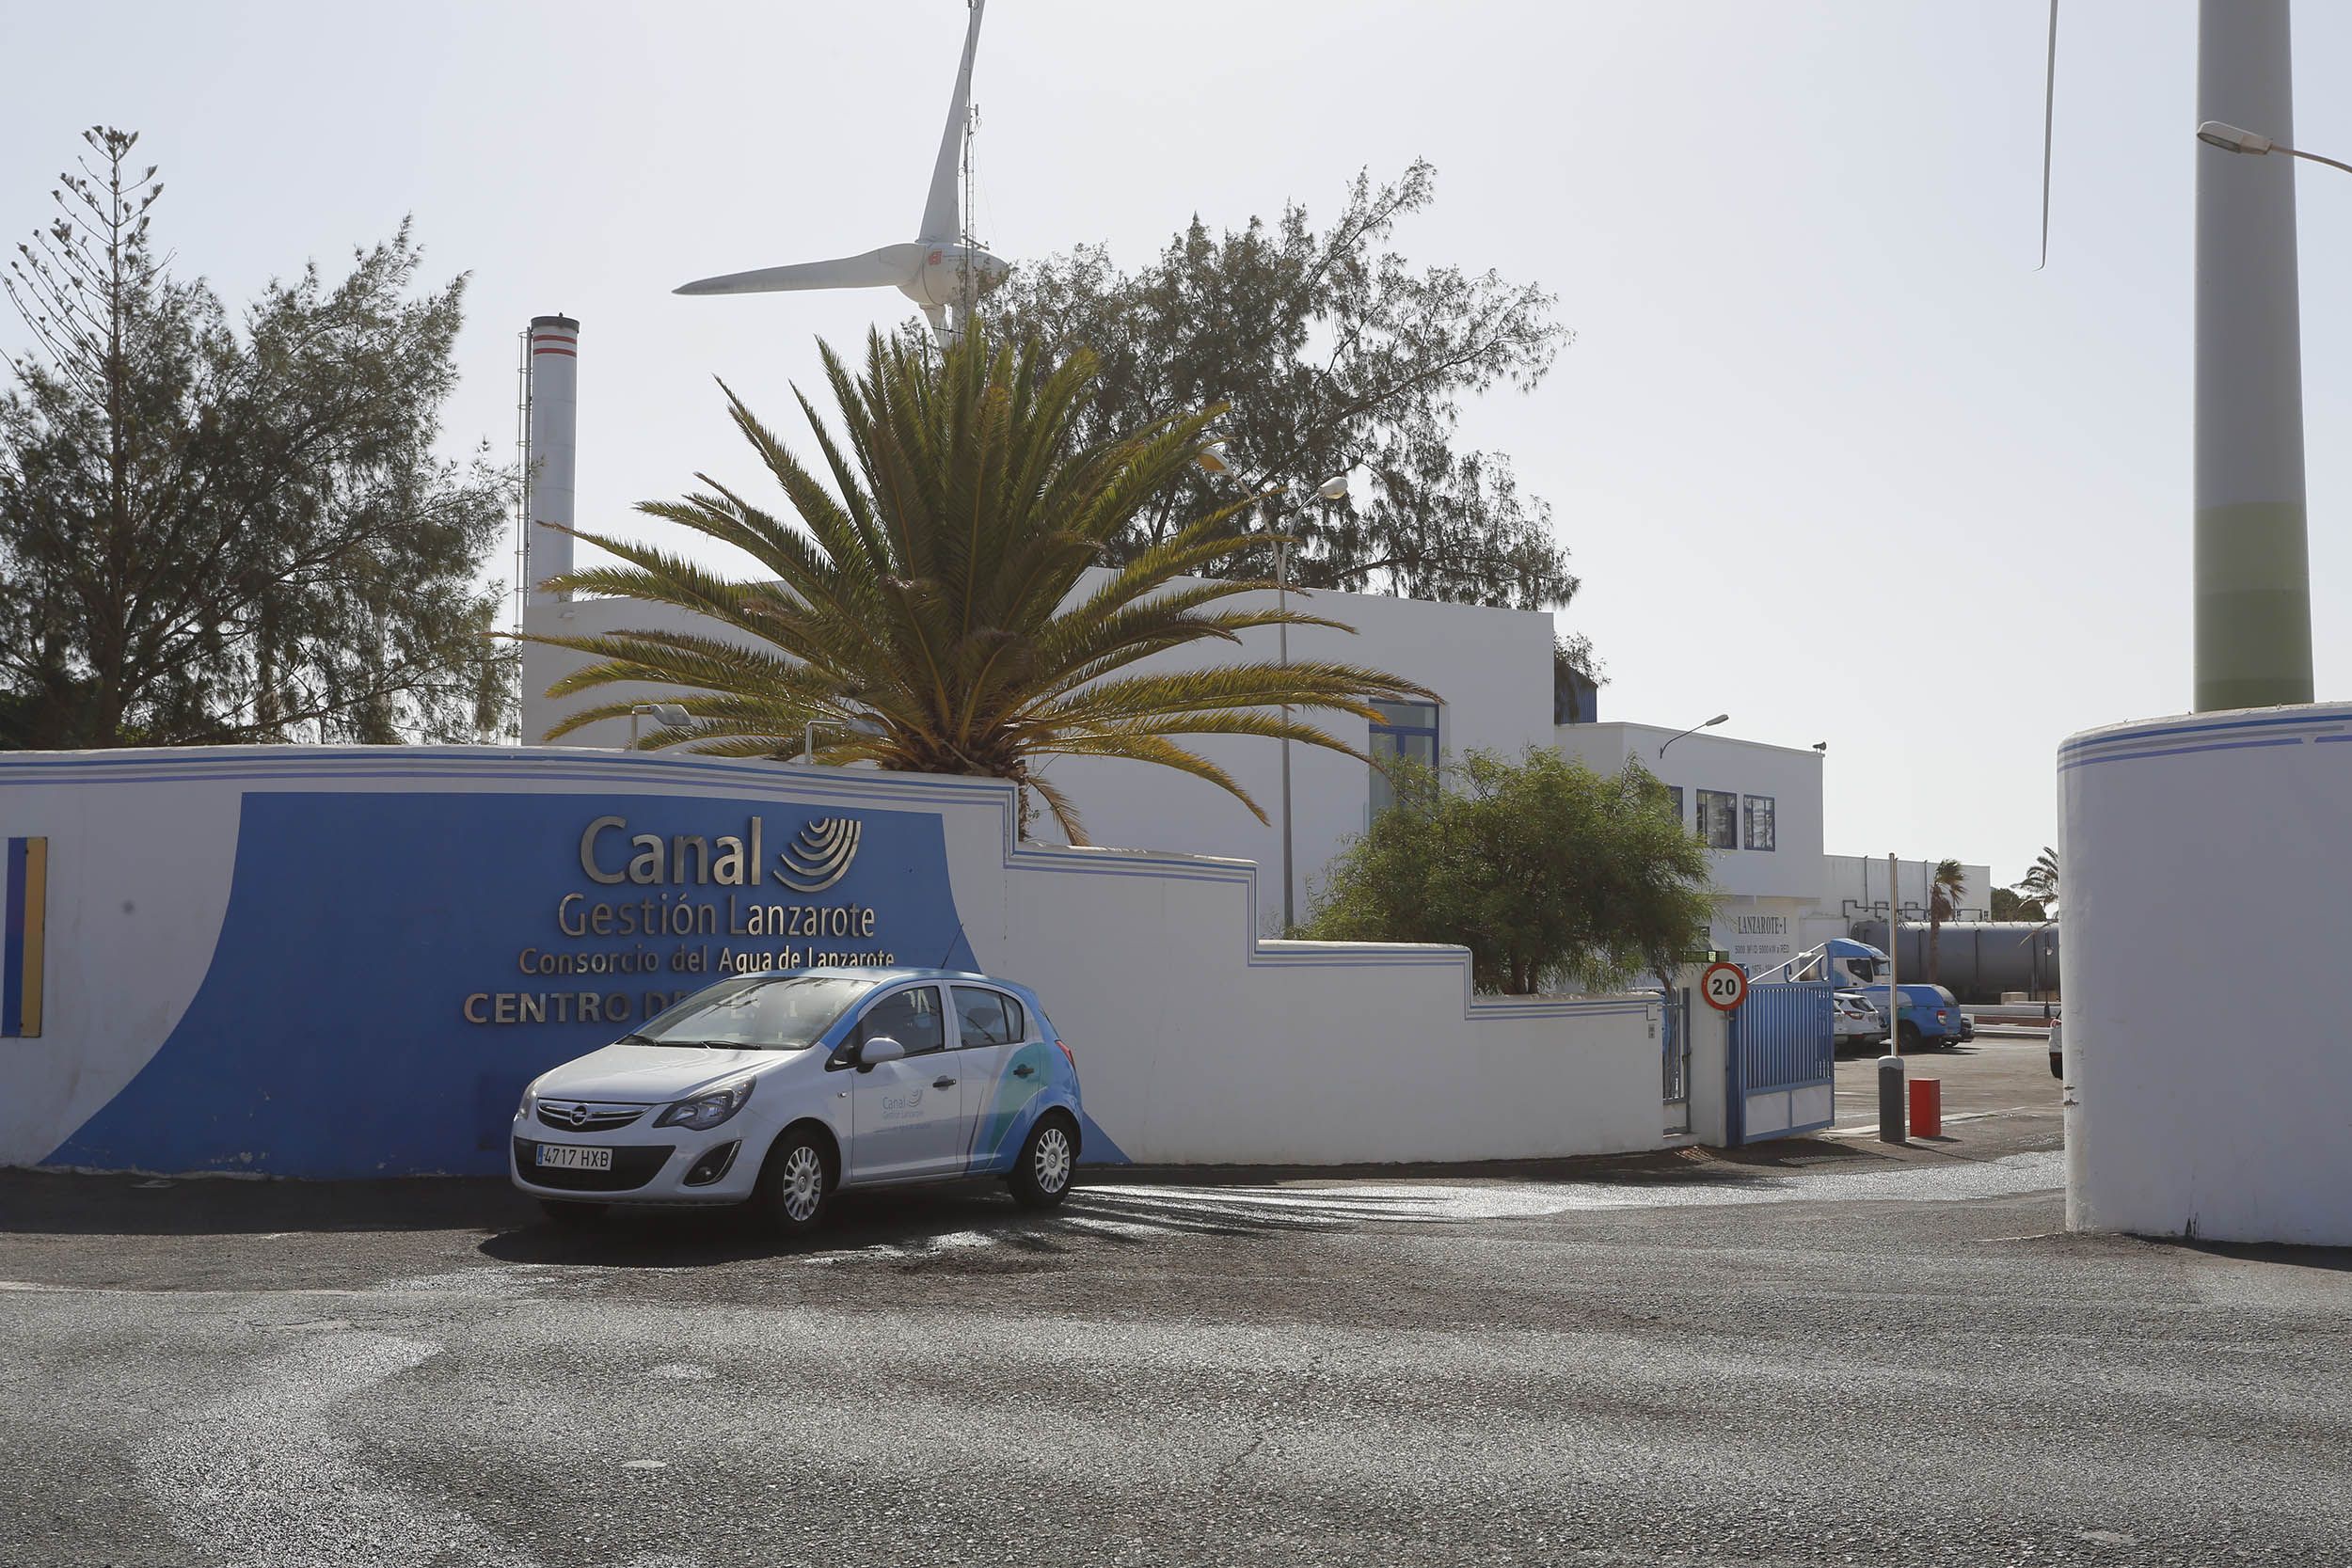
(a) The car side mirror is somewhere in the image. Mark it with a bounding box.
[859,1037,906,1066]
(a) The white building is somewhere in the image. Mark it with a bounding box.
[521,575,1979,962]
[1551,722,1836,969]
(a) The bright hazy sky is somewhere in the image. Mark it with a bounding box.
[7,1,2349,887]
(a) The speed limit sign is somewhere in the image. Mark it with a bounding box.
[1701,961,1748,1012]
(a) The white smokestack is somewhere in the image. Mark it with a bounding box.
[526,314,579,607]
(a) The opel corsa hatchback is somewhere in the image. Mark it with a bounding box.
[511,967,1083,1236]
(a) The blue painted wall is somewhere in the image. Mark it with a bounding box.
[50,790,972,1177]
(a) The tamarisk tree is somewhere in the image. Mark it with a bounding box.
[0,127,511,749]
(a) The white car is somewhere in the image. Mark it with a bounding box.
[511,967,1087,1237]
[1833,990,1886,1053]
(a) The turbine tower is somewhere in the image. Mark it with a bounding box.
[675,0,1007,343]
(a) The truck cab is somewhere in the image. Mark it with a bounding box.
[1791,938,1962,1052]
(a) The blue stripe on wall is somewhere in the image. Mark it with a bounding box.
[2,837,24,1037]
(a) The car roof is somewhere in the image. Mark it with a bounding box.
[787,964,1028,991]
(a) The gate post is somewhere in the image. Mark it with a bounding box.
[1676,964,1734,1147]
[1724,1003,1746,1147]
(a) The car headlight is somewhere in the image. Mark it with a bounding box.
[655,1077,755,1131]
[518,1078,545,1118]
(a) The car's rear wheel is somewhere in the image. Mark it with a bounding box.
[1009,1115,1078,1210]
[1898,1021,1921,1053]
[539,1198,606,1227]
[755,1127,834,1238]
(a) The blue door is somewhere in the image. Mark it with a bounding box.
[1726,981,1836,1146]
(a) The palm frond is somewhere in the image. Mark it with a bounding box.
[531,320,1430,840]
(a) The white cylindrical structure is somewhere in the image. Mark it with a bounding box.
[2060,706,2352,1245]
[2194,0,2311,712]
[526,314,579,607]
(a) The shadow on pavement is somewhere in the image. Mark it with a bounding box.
[2165,1236,2352,1273]
[4,1137,1890,1250]
[0,1168,529,1236]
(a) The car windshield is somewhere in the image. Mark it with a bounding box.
[1843,958,1879,983]
[631,975,875,1051]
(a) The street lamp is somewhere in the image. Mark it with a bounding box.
[1269,473,1349,934]
[799,714,886,766]
[1657,713,1729,758]
[2198,119,2352,175]
[627,702,691,748]
[1196,442,1351,933]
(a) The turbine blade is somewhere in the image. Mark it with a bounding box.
[919,0,985,242]
[674,244,928,296]
[2038,0,2058,271]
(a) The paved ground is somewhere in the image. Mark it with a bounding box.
[3,1037,2346,1568]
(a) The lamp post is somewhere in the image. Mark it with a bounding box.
[1268,473,1352,934]
[2198,119,2352,176]
[1657,713,1728,758]
[799,714,886,766]
[1199,440,1350,934]
[628,703,691,748]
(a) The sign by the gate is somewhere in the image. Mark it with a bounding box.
[1701,961,1748,1012]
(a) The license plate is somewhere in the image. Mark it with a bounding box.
[536,1144,612,1171]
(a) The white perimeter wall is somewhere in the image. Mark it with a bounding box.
[522,573,1558,930]
[0,748,1670,1172]
[2060,705,2352,1245]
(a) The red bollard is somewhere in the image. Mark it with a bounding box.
[1909,1077,1942,1138]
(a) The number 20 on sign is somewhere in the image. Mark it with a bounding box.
[1701,961,1748,1012]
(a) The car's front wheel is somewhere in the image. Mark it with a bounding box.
[1009,1115,1078,1210]
[755,1127,834,1238]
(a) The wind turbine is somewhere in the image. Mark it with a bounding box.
[674,0,1008,343]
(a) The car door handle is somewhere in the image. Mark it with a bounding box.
[1012,1064,1036,1078]
[932,1076,958,1090]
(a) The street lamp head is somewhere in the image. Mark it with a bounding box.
[2199,120,2275,155]
[1198,439,1234,475]
[648,703,691,728]
[1705,713,1729,727]
[1317,474,1349,502]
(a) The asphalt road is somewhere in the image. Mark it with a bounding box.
[3,1038,2346,1568]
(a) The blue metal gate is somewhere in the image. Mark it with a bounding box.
[1662,986,1691,1135]
[1725,981,1836,1146]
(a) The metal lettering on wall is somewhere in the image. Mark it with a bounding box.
[46,790,977,1178]
[1715,912,1794,964]
[460,815,903,1027]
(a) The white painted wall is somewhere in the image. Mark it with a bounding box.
[2060,705,2352,1245]
[522,573,1559,930]
[0,748,1671,1173]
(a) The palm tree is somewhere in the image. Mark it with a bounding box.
[1927,857,1967,984]
[1989,886,2046,923]
[2016,846,2060,911]
[517,325,1434,843]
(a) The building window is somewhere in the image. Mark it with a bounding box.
[1668,785,1683,824]
[1369,700,1439,819]
[1695,789,1738,849]
[1743,795,1776,851]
